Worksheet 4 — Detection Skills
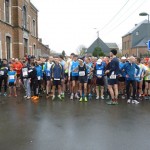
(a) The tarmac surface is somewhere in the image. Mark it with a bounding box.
[0,92,150,150]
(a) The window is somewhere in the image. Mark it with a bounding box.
[23,6,27,29]
[136,31,139,36]
[33,44,36,55]
[6,36,11,59]
[32,20,36,36]
[5,0,10,23]
[24,38,28,56]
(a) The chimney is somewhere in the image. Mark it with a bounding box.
[39,38,42,43]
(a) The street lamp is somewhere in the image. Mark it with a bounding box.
[139,12,149,23]
[139,12,150,57]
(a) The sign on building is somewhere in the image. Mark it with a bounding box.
[148,40,150,50]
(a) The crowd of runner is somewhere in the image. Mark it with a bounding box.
[0,49,150,105]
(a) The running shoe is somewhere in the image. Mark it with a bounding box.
[127,99,131,104]
[3,92,7,97]
[61,93,65,98]
[26,97,31,100]
[79,97,83,102]
[132,100,139,104]
[75,93,80,99]
[101,96,104,100]
[84,97,88,102]
[52,95,55,100]
[106,101,116,105]
[58,95,62,100]
[70,93,74,100]
[96,96,99,100]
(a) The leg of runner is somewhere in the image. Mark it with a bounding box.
[144,81,148,99]
[58,84,62,100]
[100,86,104,100]
[84,83,88,102]
[131,80,139,104]
[108,85,115,100]
[113,84,118,102]
[13,85,17,97]
[3,76,7,96]
[126,80,131,103]
[79,83,82,102]
[96,86,99,100]
[70,80,75,100]
[46,80,50,98]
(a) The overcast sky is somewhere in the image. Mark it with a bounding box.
[31,0,150,55]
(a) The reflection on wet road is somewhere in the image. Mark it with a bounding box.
[0,96,150,150]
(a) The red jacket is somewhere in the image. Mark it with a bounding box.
[13,62,23,75]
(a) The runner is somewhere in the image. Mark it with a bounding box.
[85,57,93,99]
[105,49,120,105]
[135,57,146,100]
[44,56,54,98]
[121,56,140,104]
[144,59,150,100]
[73,57,89,102]
[94,58,106,100]
[0,59,9,96]
[51,56,64,100]
[118,56,126,99]
[29,62,39,101]
[20,60,31,99]
[8,65,17,97]
[59,55,66,98]
[12,58,23,88]
[70,55,80,100]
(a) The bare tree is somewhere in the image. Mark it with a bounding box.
[76,45,87,56]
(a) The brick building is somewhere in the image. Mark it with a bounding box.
[122,20,150,57]
[0,0,50,59]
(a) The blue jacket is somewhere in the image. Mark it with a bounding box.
[121,62,140,80]
[51,63,64,79]
[119,62,126,77]
[35,65,43,78]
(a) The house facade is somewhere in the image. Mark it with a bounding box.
[122,20,150,57]
[0,0,50,59]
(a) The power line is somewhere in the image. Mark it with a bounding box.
[100,0,141,32]
[106,0,146,34]
[98,0,131,32]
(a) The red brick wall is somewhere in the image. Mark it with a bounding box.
[0,0,50,59]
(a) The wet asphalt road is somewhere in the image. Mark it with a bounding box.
[0,93,150,150]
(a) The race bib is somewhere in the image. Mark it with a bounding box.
[47,72,50,76]
[147,75,150,80]
[79,71,85,76]
[23,71,28,77]
[38,76,41,80]
[54,78,60,81]
[9,75,15,80]
[97,70,102,75]
[28,70,33,73]
[110,75,116,79]
[0,71,4,75]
